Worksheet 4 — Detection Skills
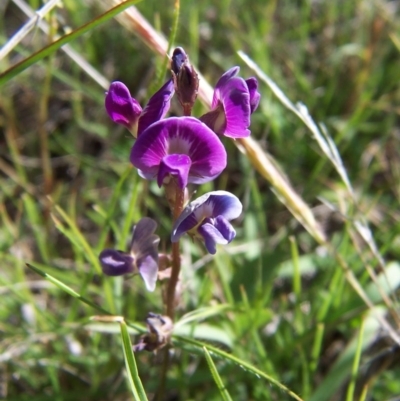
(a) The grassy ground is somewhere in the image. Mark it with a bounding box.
[1,0,400,400]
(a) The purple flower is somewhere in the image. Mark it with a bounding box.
[171,191,242,254]
[99,217,160,291]
[130,117,227,189]
[105,80,174,137]
[200,67,260,138]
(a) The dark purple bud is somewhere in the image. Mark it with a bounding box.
[171,47,199,115]
[105,82,142,133]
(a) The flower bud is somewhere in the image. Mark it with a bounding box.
[171,47,199,116]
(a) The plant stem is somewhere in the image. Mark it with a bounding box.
[156,184,185,400]
[165,185,185,320]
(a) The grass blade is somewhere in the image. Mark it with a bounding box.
[26,263,111,315]
[119,320,148,401]
[0,0,141,86]
[174,335,304,401]
[203,346,233,401]
[346,317,365,401]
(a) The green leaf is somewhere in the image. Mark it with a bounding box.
[119,320,148,401]
[203,346,233,401]
[26,263,110,315]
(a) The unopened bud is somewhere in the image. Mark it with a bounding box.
[171,47,199,116]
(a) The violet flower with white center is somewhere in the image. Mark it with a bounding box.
[130,117,227,189]
[200,67,260,138]
[105,79,174,137]
[99,217,160,291]
[171,191,242,254]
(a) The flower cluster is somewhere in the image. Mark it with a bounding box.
[100,47,259,302]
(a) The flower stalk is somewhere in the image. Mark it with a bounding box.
[166,184,185,319]
[99,46,256,351]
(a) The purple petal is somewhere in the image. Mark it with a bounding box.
[131,217,159,254]
[214,76,251,138]
[198,222,229,255]
[213,67,240,95]
[171,190,242,242]
[137,254,159,291]
[137,79,175,136]
[214,215,236,242]
[130,217,160,292]
[207,191,243,220]
[99,249,134,276]
[130,117,227,186]
[245,77,260,113]
[199,106,226,136]
[157,154,192,188]
[105,81,142,131]
[170,211,200,242]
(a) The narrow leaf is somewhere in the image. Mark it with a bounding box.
[0,0,141,86]
[26,263,110,314]
[174,335,304,401]
[119,320,148,401]
[203,347,233,401]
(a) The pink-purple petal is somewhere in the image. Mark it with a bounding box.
[105,81,142,130]
[213,66,240,102]
[137,79,175,136]
[157,154,192,188]
[130,117,227,187]
[217,76,251,138]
